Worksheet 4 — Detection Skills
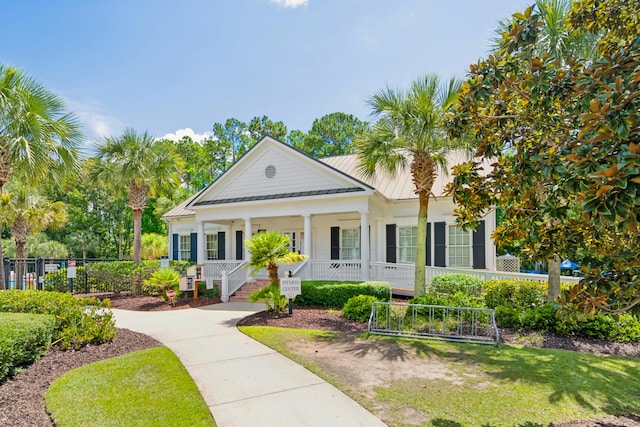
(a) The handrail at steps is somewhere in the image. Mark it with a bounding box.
[221,261,248,302]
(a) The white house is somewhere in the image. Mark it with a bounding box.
[163,136,498,300]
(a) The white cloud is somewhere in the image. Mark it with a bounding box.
[269,0,308,8]
[65,98,124,140]
[161,128,212,143]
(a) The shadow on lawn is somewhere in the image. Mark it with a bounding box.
[403,339,640,416]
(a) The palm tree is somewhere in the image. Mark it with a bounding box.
[0,64,82,289]
[66,230,98,259]
[355,74,470,296]
[93,129,183,294]
[493,0,597,63]
[0,185,68,289]
[245,231,306,286]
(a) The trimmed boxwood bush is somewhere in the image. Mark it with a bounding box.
[294,281,391,308]
[0,290,115,349]
[483,279,547,309]
[0,312,56,382]
[342,295,382,323]
[429,274,485,296]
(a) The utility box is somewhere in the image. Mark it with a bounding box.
[496,254,520,272]
[179,265,203,299]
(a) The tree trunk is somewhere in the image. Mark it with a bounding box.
[415,193,429,296]
[132,209,143,295]
[547,255,561,301]
[133,209,142,264]
[0,235,5,290]
[15,241,26,290]
[268,262,279,286]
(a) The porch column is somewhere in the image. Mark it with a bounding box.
[303,214,312,257]
[167,223,173,258]
[244,218,252,260]
[197,221,205,264]
[224,225,232,261]
[375,217,384,262]
[360,211,370,281]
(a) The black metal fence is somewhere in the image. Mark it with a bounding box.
[3,258,121,294]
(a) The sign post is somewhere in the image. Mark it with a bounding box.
[67,260,77,293]
[280,278,301,315]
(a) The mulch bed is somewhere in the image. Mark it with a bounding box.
[2,296,639,427]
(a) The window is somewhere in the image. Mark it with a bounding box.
[398,226,417,263]
[340,228,360,260]
[179,235,191,261]
[448,225,471,267]
[206,234,218,260]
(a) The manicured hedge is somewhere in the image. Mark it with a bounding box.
[483,279,547,309]
[294,280,391,308]
[0,290,115,349]
[0,312,56,382]
[429,274,485,296]
[43,260,191,294]
[342,295,382,322]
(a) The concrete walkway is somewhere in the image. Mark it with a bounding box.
[113,303,387,427]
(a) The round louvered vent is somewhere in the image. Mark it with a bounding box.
[265,165,276,179]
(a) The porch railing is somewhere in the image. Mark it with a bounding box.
[370,262,581,292]
[203,260,243,279]
[221,261,248,302]
[309,261,362,282]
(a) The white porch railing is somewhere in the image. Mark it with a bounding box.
[371,262,581,293]
[203,261,243,279]
[309,261,362,281]
[221,261,248,302]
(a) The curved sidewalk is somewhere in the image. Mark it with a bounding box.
[113,303,387,427]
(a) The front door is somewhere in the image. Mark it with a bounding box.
[283,231,304,254]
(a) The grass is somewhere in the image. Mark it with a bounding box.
[45,347,215,427]
[239,326,640,426]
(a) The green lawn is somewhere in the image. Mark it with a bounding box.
[46,347,215,427]
[240,326,640,426]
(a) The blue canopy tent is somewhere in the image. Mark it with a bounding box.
[560,259,580,270]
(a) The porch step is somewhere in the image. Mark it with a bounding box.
[229,280,271,302]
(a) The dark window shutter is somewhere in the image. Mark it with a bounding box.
[330,227,340,260]
[472,220,486,269]
[434,222,446,267]
[190,232,197,263]
[426,222,432,266]
[235,230,243,260]
[386,224,396,263]
[172,234,179,260]
[218,232,225,260]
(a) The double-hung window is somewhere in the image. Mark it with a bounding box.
[340,228,360,260]
[205,234,218,260]
[398,226,417,263]
[448,225,471,267]
[179,235,191,261]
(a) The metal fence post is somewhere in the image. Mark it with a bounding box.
[36,257,44,290]
[3,257,10,289]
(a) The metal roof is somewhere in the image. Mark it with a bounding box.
[192,187,365,206]
[320,151,480,200]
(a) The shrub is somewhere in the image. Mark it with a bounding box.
[410,291,482,308]
[429,274,484,296]
[294,281,391,308]
[342,295,381,323]
[197,281,220,298]
[249,283,288,312]
[43,266,88,293]
[483,280,547,309]
[144,267,181,299]
[0,312,56,382]
[0,290,115,349]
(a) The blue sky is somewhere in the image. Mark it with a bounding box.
[2,0,532,144]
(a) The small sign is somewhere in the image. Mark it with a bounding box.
[44,264,58,273]
[167,289,176,299]
[160,257,169,268]
[67,260,77,279]
[280,278,301,299]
